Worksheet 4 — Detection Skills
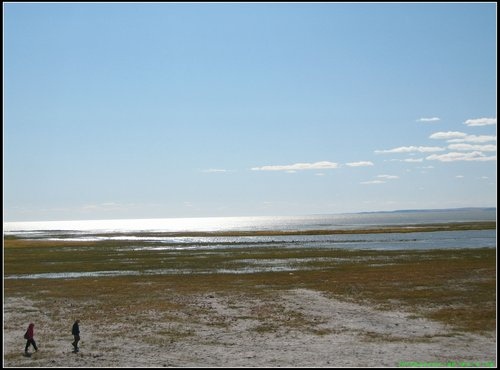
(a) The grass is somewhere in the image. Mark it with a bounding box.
[4,221,494,241]
[4,224,497,335]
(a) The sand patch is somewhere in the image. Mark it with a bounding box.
[3,289,496,367]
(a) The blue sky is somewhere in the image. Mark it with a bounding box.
[3,3,497,221]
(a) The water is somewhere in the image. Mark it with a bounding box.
[3,208,496,251]
[3,208,496,234]
[4,209,496,280]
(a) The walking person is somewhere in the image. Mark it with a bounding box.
[71,320,80,352]
[24,323,38,354]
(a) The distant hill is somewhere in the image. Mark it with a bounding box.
[356,207,496,215]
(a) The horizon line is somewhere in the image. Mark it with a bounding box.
[3,206,496,225]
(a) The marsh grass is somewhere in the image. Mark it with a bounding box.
[28,221,490,238]
[4,228,496,335]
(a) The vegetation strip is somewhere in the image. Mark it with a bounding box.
[4,238,496,334]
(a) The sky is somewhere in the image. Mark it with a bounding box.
[3,2,497,222]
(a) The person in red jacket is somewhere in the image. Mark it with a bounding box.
[24,323,38,354]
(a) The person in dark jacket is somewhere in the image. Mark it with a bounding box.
[71,320,80,352]
[24,323,38,353]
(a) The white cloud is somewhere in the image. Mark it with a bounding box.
[375,146,445,154]
[429,131,468,140]
[345,161,374,167]
[377,175,399,180]
[426,151,497,162]
[417,117,440,122]
[403,158,424,163]
[251,161,340,171]
[447,135,496,143]
[456,175,465,179]
[360,180,385,185]
[464,117,497,126]
[360,174,398,185]
[387,158,424,163]
[447,143,497,152]
[430,131,496,144]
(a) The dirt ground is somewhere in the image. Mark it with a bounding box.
[3,288,496,367]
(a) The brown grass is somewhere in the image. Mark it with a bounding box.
[4,233,496,334]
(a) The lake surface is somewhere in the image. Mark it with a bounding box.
[4,208,496,233]
[4,208,496,251]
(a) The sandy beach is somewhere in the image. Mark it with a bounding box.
[3,288,496,367]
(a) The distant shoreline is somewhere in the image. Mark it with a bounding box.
[101,221,497,237]
[4,220,495,240]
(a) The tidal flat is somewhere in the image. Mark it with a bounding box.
[3,222,497,367]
